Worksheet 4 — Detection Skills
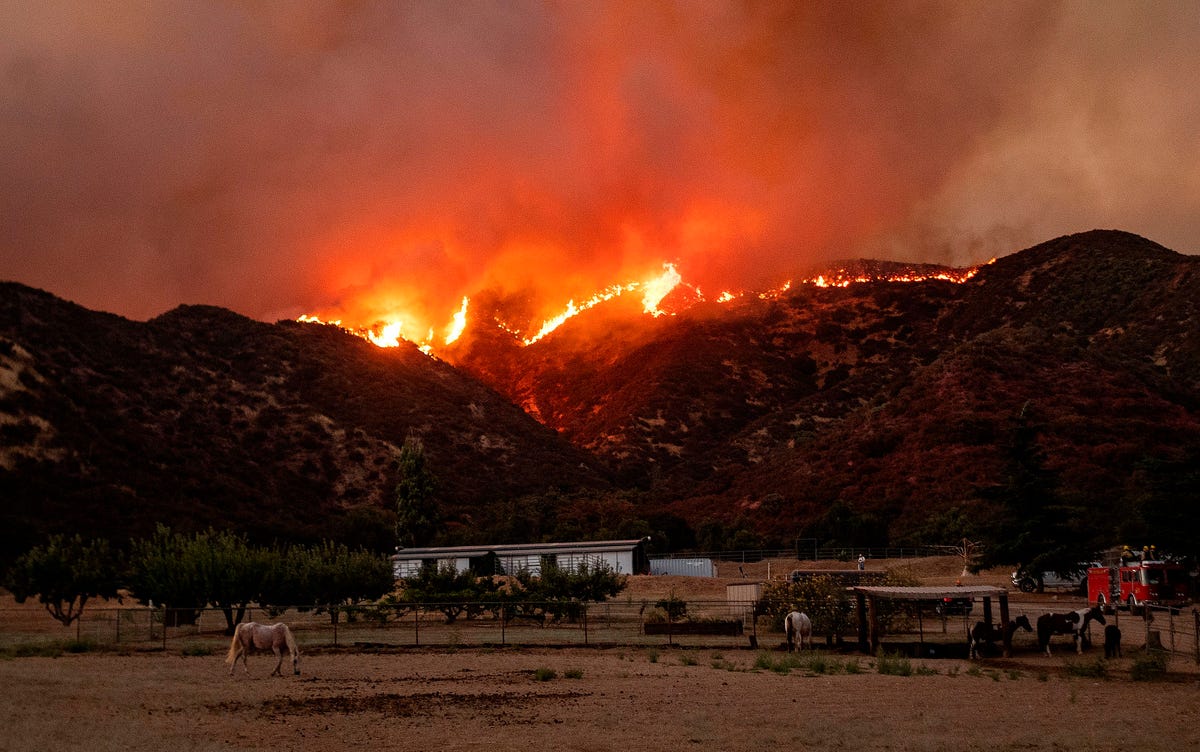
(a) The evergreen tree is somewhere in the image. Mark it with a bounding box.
[973,403,1096,579]
[394,435,441,548]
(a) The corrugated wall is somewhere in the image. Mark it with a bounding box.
[648,557,715,577]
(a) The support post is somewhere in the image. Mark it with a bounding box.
[855,592,869,652]
[868,596,880,655]
[999,595,1012,658]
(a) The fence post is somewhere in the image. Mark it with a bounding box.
[583,604,588,646]
[414,607,420,647]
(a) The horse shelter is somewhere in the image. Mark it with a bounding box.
[850,585,1011,657]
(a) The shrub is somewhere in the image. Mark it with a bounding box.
[1064,658,1107,679]
[1130,651,1168,681]
[181,643,213,657]
[534,667,557,681]
[876,651,912,676]
[655,593,688,621]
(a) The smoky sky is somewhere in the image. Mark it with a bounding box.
[2,1,1198,328]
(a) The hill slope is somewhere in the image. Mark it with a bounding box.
[446,230,1200,548]
[0,289,608,556]
[2,230,1197,557]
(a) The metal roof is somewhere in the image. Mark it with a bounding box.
[392,539,646,560]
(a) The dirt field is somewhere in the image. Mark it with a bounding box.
[3,558,1200,751]
[3,644,1200,752]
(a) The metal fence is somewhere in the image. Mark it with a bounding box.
[4,598,1197,662]
[0,599,763,652]
[652,546,946,564]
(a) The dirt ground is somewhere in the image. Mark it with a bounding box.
[3,557,1200,751]
[3,644,1200,752]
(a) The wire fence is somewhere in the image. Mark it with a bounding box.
[652,546,947,563]
[3,597,1197,663]
[0,600,762,652]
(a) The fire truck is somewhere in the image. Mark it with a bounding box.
[1087,559,1190,612]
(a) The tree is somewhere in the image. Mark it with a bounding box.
[394,435,441,548]
[399,561,504,623]
[972,404,1097,579]
[258,542,395,622]
[4,535,122,627]
[194,529,268,635]
[127,526,211,626]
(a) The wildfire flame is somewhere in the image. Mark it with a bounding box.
[299,260,989,354]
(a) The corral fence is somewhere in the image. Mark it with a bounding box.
[4,598,1198,663]
[653,545,945,564]
[0,600,763,653]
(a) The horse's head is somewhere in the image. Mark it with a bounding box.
[1013,615,1033,632]
[1085,606,1106,625]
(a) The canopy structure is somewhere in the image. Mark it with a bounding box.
[849,585,1011,656]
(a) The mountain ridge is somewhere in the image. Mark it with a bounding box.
[2,230,1197,559]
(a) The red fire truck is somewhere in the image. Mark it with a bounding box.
[1087,560,1190,612]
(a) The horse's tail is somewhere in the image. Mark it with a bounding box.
[225,625,242,665]
[283,623,299,656]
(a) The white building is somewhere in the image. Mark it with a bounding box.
[392,539,650,579]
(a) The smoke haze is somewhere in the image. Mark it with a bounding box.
[2,1,1198,331]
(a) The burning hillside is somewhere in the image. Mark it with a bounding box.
[298,259,985,355]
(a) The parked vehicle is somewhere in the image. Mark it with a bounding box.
[933,596,972,616]
[1010,564,1096,594]
[1087,560,1190,612]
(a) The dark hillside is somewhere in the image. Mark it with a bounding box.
[0,286,608,559]
[2,230,1197,558]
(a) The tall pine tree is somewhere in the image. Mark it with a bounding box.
[394,434,441,549]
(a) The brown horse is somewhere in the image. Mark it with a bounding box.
[225,622,300,676]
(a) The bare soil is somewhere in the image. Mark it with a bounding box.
[3,558,1199,751]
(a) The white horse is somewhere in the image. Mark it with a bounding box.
[784,611,812,652]
[225,622,300,676]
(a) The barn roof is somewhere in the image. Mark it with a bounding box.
[849,585,1008,600]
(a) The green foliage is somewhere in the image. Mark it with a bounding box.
[654,592,688,621]
[180,643,213,657]
[394,435,441,548]
[1130,650,1168,681]
[506,561,628,624]
[875,651,912,676]
[1064,658,1107,678]
[128,526,394,628]
[533,667,557,681]
[399,562,505,623]
[757,575,853,645]
[5,534,122,627]
[126,526,209,624]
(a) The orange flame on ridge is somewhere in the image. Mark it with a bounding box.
[299,259,990,353]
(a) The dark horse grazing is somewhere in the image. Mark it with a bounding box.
[1104,624,1122,658]
[1036,607,1105,656]
[968,614,1033,659]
